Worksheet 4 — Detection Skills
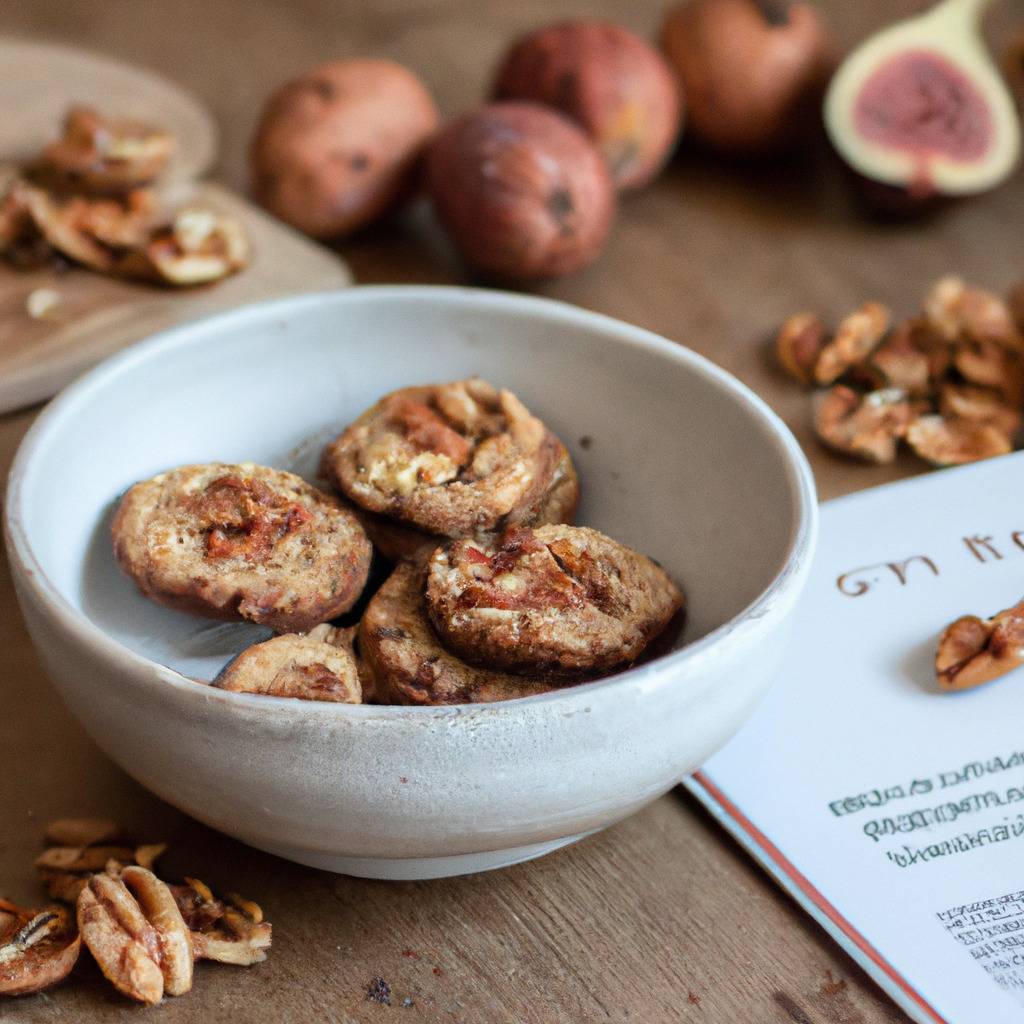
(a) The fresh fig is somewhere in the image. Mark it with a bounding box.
[825,0,1021,204]
[491,21,683,189]
[659,0,834,154]
[250,59,440,239]
[425,102,615,281]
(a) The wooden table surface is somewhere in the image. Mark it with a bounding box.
[2,1,1021,1020]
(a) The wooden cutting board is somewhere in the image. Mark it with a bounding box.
[0,38,352,414]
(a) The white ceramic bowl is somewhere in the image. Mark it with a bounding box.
[5,286,817,879]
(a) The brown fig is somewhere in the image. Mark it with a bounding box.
[492,21,683,189]
[659,0,834,154]
[250,59,440,239]
[825,0,1021,206]
[425,102,615,281]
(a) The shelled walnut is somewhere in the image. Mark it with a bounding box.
[774,276,1024,467]
[0,817,273,1004]
[936,599,1024,691]
[1,106,248,287]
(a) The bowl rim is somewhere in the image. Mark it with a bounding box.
[4,284,818,720]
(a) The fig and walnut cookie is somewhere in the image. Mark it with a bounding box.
[320,378,579,561]
[214,624,363,703]
[359,560,558,705]
[426,525,684,677]
[111,463,372,634]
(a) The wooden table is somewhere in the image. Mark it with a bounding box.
[2,1,1020,1020]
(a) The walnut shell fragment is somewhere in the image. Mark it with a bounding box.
[38,106,175,194]
[814,302,890,385]
[118,207,249,285]
[936,599,1024,691]
[0,900,81,997]
[906,414,1012,467]
[813,385,911,463]
[775,311,825,385]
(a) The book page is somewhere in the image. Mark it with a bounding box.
[690,453,1024,1024]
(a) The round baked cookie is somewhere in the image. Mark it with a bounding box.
[359,560,560,705]
[320,379,579,560]
[112,463,372,633]
[215,624,362,702]
[426,525,684,676]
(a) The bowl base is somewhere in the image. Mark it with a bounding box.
[250,829,602,880]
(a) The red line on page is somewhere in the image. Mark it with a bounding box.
[691,770,948,1024]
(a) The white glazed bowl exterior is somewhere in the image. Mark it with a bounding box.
[5,287,817,878]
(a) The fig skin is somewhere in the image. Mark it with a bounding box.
[250,58,440,239]
[491,20,683,190]
[425,102,616,282]
[659,0,834,154]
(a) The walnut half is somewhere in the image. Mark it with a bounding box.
[0,900,81,996]
[936,599,1024,691]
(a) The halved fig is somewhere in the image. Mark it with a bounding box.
[0,900,81,996]
[814,301,890,385]
[37,106,175,194]
[939,382,1021,439]
[118,207,249,285]
[775,311,826,385]
[825,0,1021,200]
[906,413,1012,466]
[426,525,683,677]
[936,598,1024,690]
[215,624,361,703]
[813,385,912,463]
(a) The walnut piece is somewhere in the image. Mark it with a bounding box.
[906,414,1013,467]
[775,312,825,385]
[939,383,1021,441]
[77,868,193,1004]
[814,385,911,463]
[814,302,890,385]
[936,599,1024,691]
[924,276,1023,350]
[171,878,272,966]
[38,106,175,194]
[0,899,81,996]
[119,206,249,285]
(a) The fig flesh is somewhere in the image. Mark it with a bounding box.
[825,0,1021,200]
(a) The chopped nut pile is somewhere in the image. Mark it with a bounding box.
[0,106,248,287]
[0,818,271,1003]
[776,277,1024,467]
[936,598,1024,691]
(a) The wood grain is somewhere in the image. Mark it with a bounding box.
[0,38,352,413]
[0,182,352,412]
[1,0,1021,1019]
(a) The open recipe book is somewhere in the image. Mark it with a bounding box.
[687,452,1024,1024]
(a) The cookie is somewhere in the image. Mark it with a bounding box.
[426,525,684,676]
[215,624,362,703]
[321,378,578,560]
[111,463,371,633]
[359,560,560,705]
